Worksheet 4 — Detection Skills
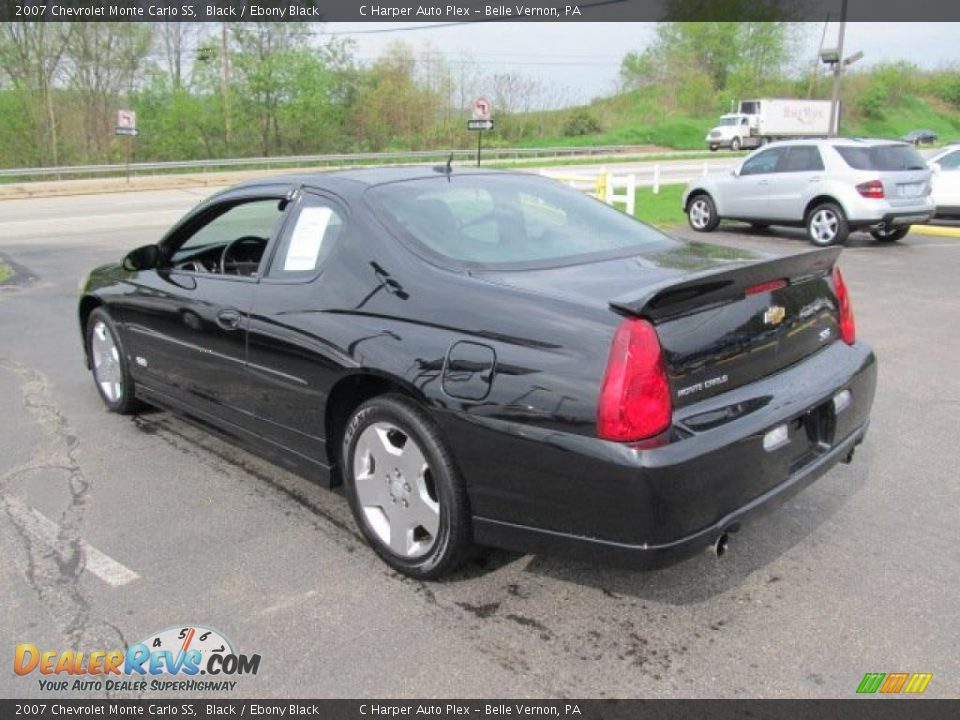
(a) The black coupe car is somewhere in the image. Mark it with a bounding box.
[901,129,939,146]
[78,167,877,579]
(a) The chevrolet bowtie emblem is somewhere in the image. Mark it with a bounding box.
[764,305,786,326]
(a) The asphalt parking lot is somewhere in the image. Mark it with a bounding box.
[1,187,958,699]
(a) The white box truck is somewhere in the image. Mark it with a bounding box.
[706,99,834,151]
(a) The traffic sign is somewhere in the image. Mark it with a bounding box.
[472,97,491,121]
[117,109,137,130]
[468,119,494,131]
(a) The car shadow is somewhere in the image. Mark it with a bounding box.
[128,405,873,602]
[512,445,873,604]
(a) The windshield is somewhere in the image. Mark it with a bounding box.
[367,174,674,269]
[835,144,927,171]
[718,117,738,126]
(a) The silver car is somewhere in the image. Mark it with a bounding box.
[682,138,935,246]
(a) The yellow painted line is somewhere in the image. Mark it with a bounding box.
[912,224,960,238]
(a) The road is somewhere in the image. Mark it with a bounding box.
[1,186,958,699]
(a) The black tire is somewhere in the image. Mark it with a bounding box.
[870,226,910,242]
[687,193,721,232]
[805,202,849,247]
[85,307,142,414]
[709,145,718,152]
[342,394,474,579]
[730,137,742,152]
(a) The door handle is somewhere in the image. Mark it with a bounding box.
[216,309,242,331]
[809,177,823,183]
[758,180,769,185]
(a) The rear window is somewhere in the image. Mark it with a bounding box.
[367,174,673,269]
[834,144,927,171]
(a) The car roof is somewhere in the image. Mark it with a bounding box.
[759,137,914,149]
[229,165,508,192]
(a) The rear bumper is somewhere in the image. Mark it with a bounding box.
[846,197,935,227]
[440,341,877,568]
[473,420,868,568]
[880,211,933,227]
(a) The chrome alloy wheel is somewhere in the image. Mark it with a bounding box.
[352,422,440,558]
[91,320,123,403]
[810,208,839,244]
[689,198,712,229]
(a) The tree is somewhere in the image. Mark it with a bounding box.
[158,22,204,91]
[620,21,802,112]
[0,22,74,166]
[62,23,153,162]
[229,22,314,155]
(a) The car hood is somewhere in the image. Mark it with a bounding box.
[475,241,765,311]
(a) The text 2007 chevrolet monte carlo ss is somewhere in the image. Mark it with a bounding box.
[78,167,876,579]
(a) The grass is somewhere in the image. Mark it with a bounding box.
[629,185,687,229]
[0,259,11,283]
[847,96,960,142]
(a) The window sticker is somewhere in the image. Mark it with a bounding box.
[284,206,333,271]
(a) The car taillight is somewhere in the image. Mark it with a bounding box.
[833,266,856,345]
[856,179,885,199]
[597,318,672,442]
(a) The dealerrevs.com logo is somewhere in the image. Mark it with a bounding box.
[14,625,261,693]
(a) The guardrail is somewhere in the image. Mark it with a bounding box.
[0,145,707,181]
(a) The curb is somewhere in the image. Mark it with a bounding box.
[912,224,960,238]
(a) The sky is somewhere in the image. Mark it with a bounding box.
[321,22,959,106]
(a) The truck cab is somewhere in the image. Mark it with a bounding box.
[706,114,753,152]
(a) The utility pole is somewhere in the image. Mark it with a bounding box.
[829,0,848,136]
[807,15,831,99]
[221,22,232,147]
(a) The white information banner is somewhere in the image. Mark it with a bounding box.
[284,206,333,271]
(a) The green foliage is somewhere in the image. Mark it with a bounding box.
[930,70,960,108]
[562,109,602,137]
[621,21,803,115]
[858,84,888,120]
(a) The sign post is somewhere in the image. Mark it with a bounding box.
[115,110,139,184]
[469,97,492,167]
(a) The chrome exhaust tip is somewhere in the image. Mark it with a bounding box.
[713,533,729,558]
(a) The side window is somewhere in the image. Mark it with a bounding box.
[169,198,286,274]
[779,146,825,173]
[267,195,345,279]
[740,148,784,176]
[938,150,960,170]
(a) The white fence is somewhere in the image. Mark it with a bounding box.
[538,167,637,215]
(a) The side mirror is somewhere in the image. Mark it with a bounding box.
[731,166,741,178]
[930,162,942,175]
[122,244,161,272]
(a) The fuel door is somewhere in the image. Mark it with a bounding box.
[442,341,496,401]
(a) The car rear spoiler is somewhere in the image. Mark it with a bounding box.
[609,247,842,322]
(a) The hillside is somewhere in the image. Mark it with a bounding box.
[490,86,960,151]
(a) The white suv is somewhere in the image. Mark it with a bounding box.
[682,138,935,246]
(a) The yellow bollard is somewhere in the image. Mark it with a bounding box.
[595,170,608,202]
